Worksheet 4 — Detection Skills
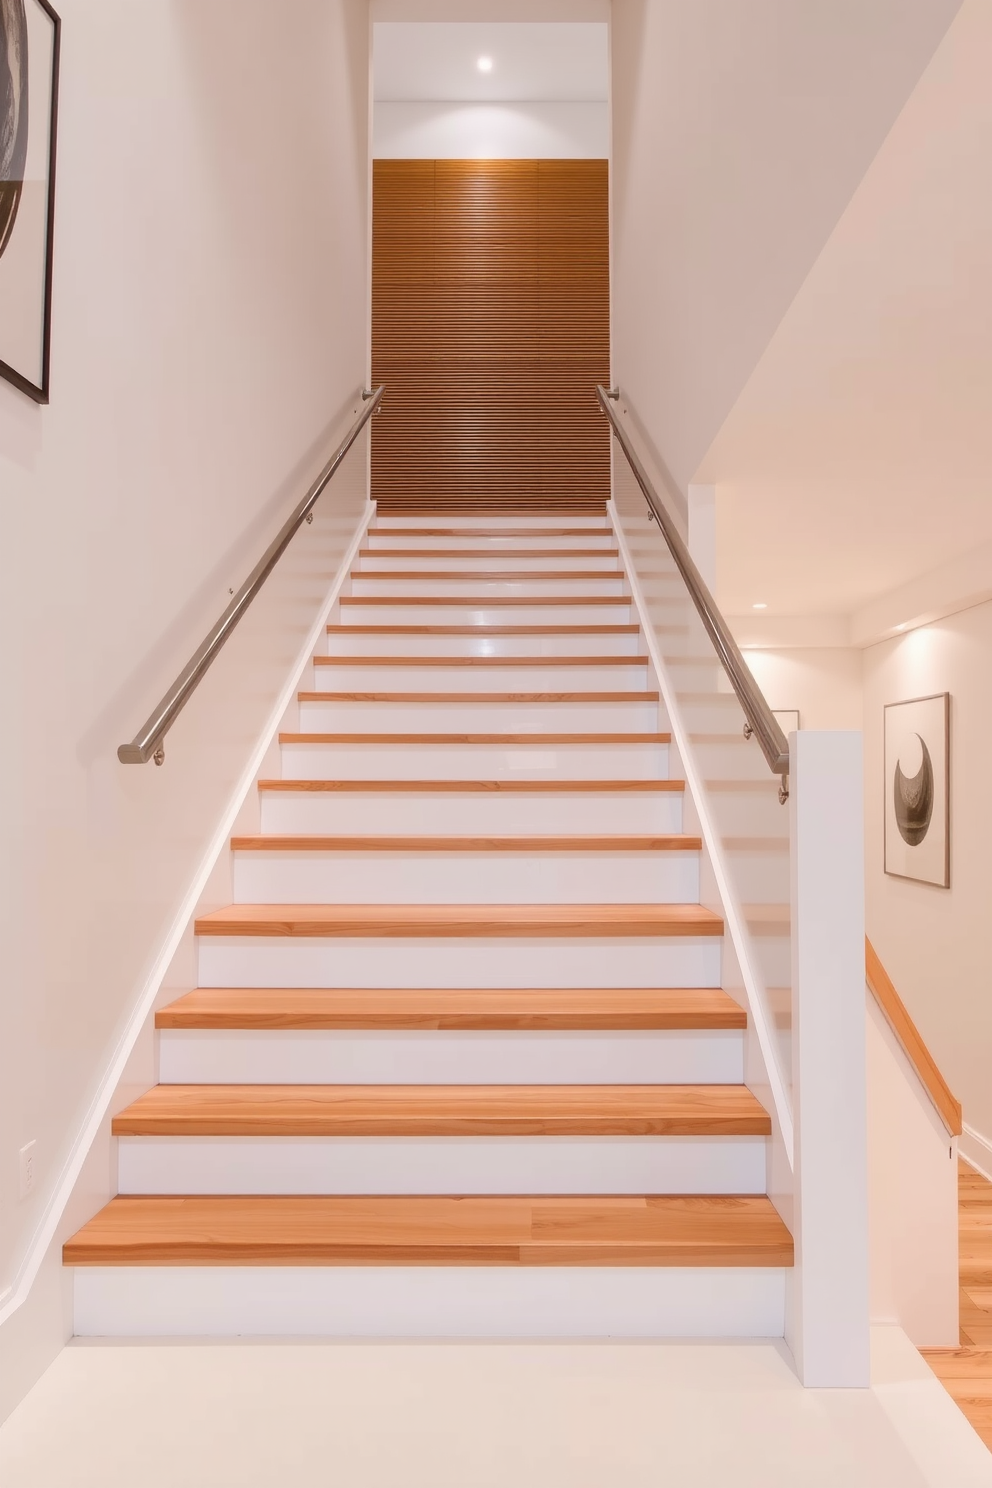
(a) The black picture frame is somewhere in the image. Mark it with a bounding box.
[0,0,61,404]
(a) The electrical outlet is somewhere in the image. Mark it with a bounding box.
[18,1141,36,1200]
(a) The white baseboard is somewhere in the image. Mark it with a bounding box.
[960,1123,992,1183]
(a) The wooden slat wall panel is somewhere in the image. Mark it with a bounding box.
[372,160,610,515]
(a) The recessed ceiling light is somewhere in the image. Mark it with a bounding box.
[477,55,493,72]
[752,602,767,610]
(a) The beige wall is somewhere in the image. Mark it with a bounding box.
[864,604,992,1166]
[742,649,864,733]
[0,0,370,1401]
[610,0,961,497]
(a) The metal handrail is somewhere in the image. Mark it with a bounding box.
[597,385,790,797]
[119,385,384,765]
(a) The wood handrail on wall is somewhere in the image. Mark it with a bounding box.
[865,937,962,1137]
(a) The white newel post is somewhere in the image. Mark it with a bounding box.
[788,730,870,1387]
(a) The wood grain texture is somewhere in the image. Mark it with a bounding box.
[64,1194,792,1268]
[368,528,614,539]
[865,937,962,1136]
[921,1160,992,1450]
[155,986,747,1032]
[297,691,658,704]
[111,1083,770,1138]
[313,654,646,668]
[339,595,629,607]
[229,834,701,853]
[193,903,723,939]
[327,625,642,636]
[256,780,685,794]
[371,160,610,514]
[350,570,622,581]
[358,548,619,560]
[279,732,672,745]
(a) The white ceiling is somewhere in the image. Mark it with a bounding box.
[373,23,609,102]
[696,0,992,626]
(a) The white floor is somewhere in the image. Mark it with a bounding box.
[0,1328,990,1487]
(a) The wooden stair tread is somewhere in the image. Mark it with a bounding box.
[327,625,642,635]
[358,548,619,560]
[193,903,724,938]
[298,691,659,703]
[350,570,626,581]
[339,597,630,607]
[111,1083,770,1137]
[279,732,672,746]
[229,834,701,852]
[64,1194,792,1267]
[257,779,685,794]
[369,528,613,538]
[156,986,747,1031]
[313,654,646,667]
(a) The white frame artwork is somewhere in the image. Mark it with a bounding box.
[883,692,950,889]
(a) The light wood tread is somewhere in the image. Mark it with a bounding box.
[155,986,747,1031]
[298,691,659,703]
[369,528,614,539]
[359,548,619,560]
[313,654,647,667]
[257,779,685,794]
[339,596,630,607]
[350,570,625,581]
[229,834,702,853]
[279,732,672,745]
[64,1194,791,1267]
[193,903,724,939]
[110,1083,770,1137]
[327,625,642,635]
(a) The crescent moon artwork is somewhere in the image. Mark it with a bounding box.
[893,733,934,846]
[884,694,949,888]
[0,0,59,403]
[0,0,29,259]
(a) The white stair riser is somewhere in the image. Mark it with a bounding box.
[339,602,634,626]
[357,553,622,574]
[231,850,700,906]
[259,790,684,834]
[324,630,643,658]
[366,533,617,552]
[280,742,672,781]
[118,1134,765,1197]
[297,700,661,732]
[197,936,723,991]
[309,662,650,691]
[373,516,609,530]
[73,1266,787,1340]
[157,1029,744,1087]
[349,576,628,599]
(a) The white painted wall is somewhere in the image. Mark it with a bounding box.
[742,649,864,732]
[866,994,959,1346]
[374,101,608,158]
[0,0,370,1418]
[864,601,992,1171]
[611,0,961,497]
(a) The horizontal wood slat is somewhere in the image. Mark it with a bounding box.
[193,903,724,939]
[229,834,702,853]
[372,160,610,514]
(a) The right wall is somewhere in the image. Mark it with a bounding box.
[864,603,992,1170]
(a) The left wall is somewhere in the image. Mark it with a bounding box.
[0,0,370,1415]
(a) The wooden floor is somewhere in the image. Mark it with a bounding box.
[921,1157,992,1452]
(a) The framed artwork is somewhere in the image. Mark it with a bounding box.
[0,0,60,403]
[884,693,950,888]
[773,709,800,735]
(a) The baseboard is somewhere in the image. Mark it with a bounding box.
[960,1123,992,1182]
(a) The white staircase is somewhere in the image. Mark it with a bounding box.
[66,513,793,1337]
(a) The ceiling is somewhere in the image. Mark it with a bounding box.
[373,22,609,102]
[696,0,991,626]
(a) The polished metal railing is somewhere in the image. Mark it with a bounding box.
[597,384,790,799]
[119,385,384,765]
